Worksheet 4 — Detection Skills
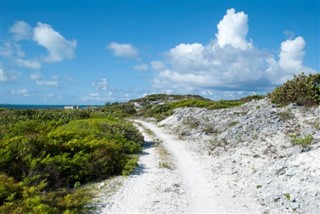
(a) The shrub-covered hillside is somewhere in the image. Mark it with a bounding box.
[131,94,264,121]
[0,108,143,213]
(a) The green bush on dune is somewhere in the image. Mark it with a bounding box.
[0,109,143,213]
[268,73,320,106]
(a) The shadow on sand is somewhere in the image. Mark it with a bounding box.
[130,141,156,176]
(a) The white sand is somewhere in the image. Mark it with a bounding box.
[99,120,262,213]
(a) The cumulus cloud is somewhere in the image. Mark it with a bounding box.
[279,36,305,70]
[108,42,138,58]
[266,36,315,84]
[30,73,59,87]
[134,63,148,71]
[154,42,269,90]
[11,88,29,96]
[10,21,32,41]
[92,78,108,91]
[216,8,252,50]
[0,68,17,82]
[3,21,76,70]
[152,8,317,97]
[33,22,77,62]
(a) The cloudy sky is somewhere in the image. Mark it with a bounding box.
[1,0,319,105]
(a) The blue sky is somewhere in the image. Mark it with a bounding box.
[1,0,319,105]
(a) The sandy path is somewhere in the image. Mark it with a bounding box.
[100,120,260,213]
[136,120,225,213]
[100,121,189,213]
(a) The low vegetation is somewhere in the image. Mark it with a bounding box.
[268,73,320,106]
[0,108,143,213]
[290,134,314,148]
[137,98,244,121]
[130,94,265,121]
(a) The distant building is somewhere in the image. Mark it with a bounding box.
[133,102,141,108]
[64,105,79,110]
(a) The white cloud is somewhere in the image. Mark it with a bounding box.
[216,8,252,50]
[82,93,105,102]
[150,61,166,71]
[10,21,32,41]
[36,80,59,87]
[266,36,315,84]
[108,42,138,58]
[167,43,206,71]
[1,41,41,69]
[16,59,41,69]
[3,21,76,70]
[0,68,17,82]
[46,93,55,98]
[154,42,268,90]
[33,22,77,62]
[134,63,148,71]
[92,78,108,91]
[152,8,317,97]
[89,93,100,97]
[201,90,213,96]
[30,73,59,87]
[30,73,41,80]
[11,88,29,96]
[279,36,305,70]
[1,41,25,58]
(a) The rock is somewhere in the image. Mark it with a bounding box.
[285,168,295,177]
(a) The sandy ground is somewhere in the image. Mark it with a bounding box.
[98,119,262,213]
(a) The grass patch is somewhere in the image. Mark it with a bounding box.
[278,110,294,121]
[290,134,314,148]
[284,193,291,200]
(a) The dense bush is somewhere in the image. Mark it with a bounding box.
[0,109,143,212]
[268,73,320,106]
[103,102,136,117]
[239,95,265,102]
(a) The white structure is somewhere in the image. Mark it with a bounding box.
[64,105,79,110]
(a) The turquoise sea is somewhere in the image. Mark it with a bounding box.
[0,104,101,109]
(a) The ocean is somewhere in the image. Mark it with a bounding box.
[0,104,102,110]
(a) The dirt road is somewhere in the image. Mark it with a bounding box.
[99,120,260,213]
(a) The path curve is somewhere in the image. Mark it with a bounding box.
[100,119,259,213]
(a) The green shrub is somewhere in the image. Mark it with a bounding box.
[268,73,320,106]
[103,102,136,117]
[0,109,143,212]
[239,95,265,102]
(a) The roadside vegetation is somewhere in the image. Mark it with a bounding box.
[0,107,143,213]
[268,73,320,106]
